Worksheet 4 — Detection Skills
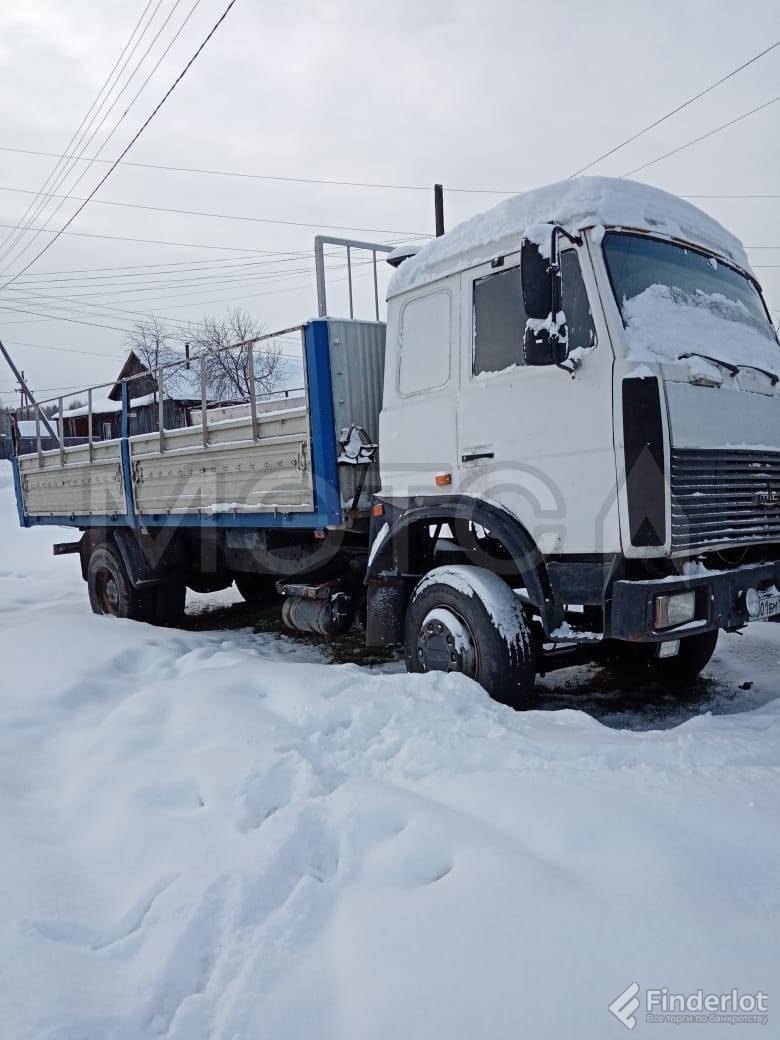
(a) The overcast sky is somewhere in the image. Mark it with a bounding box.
[0,0,778,405]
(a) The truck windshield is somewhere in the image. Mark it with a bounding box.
[602,232,779,370]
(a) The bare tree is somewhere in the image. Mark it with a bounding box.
[185,307,286,401]
[124,316,178,373]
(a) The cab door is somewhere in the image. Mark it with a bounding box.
[456,243,617,556]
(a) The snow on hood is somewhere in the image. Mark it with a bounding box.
[388,176,751,296]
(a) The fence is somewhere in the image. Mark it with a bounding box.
[14,325,307,468]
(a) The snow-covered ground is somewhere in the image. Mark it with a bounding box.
[0,462,778,1039]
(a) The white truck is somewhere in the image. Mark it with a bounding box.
[11,176,780,706]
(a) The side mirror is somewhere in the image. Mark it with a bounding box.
[523,319,568,366]
[521,232,555,319]
[521,229,567,366]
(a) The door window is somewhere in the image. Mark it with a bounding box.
[473,265,526,375]
[560,250,597,350]
[398,290,452,395]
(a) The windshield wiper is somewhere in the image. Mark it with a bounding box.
[735,363,779,386]
[678,352,779,387]
[678,352,739,377]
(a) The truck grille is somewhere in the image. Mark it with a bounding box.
[670,449,780,551]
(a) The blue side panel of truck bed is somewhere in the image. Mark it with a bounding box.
[13,319,344,531]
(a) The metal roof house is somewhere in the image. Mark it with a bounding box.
[104,349,241,436]
[50,349,238,443]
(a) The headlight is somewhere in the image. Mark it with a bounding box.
[744,587,761,618]
[654,590,696,630]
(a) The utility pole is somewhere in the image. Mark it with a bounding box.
[434,183,445,237]
[0,336,58,439]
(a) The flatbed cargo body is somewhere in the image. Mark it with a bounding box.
[13,318,385,532]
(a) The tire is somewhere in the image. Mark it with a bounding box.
[606,629,719,684]
[235,573,278,605]
[404,565,535,708]
[87,544,155,622]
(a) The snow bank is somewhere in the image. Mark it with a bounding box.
[389,176,750,296]
[1,464,778,1039]
[0,463,81,610]
[623,284,780,377]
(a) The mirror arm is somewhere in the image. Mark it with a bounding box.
[556,356,582,379]
[555,227,583,248]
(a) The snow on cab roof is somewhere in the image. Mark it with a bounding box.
[388,176,751,297]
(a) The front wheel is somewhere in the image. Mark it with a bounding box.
[605,629,719,684]
[404,566,535,708]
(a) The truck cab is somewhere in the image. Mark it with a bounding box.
[366,176,780,700]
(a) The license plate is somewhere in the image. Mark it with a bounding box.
[754,593,780,621]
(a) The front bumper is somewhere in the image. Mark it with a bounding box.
[607,560,780,642]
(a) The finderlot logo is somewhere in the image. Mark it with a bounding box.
[608,983,770,1029]
[609,982,640,1030]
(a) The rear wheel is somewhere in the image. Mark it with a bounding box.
[87,544,186,627]
[605,629,719,684]
[404,566,535,708]
[87,544,154,622]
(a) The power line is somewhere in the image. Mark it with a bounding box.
[568,40,780,178]
[0,0,192,273]
[10,252,341,287]
[7,138,780,206]
[0,254,385,337]
[0,334,304,367]
[6,142,780,202]
[0,219,316,254]
[0,183,429,238]
[0,218,419,257]
[8,266,317,304]
[0,250,372,330]
[0,144,443,192]
[14,252,302,278]
[0,381,99,395]
[622,94,780,178]
[9,264,339,300]
[0,303,130,334]
[7,251,376,297]
[140,259,385,315]
[0,0,157,262]
[2,254,379,326]
[0,0,203,276]
[0,0,239,289]
[12,241,780,292]
[2,338,127,359]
